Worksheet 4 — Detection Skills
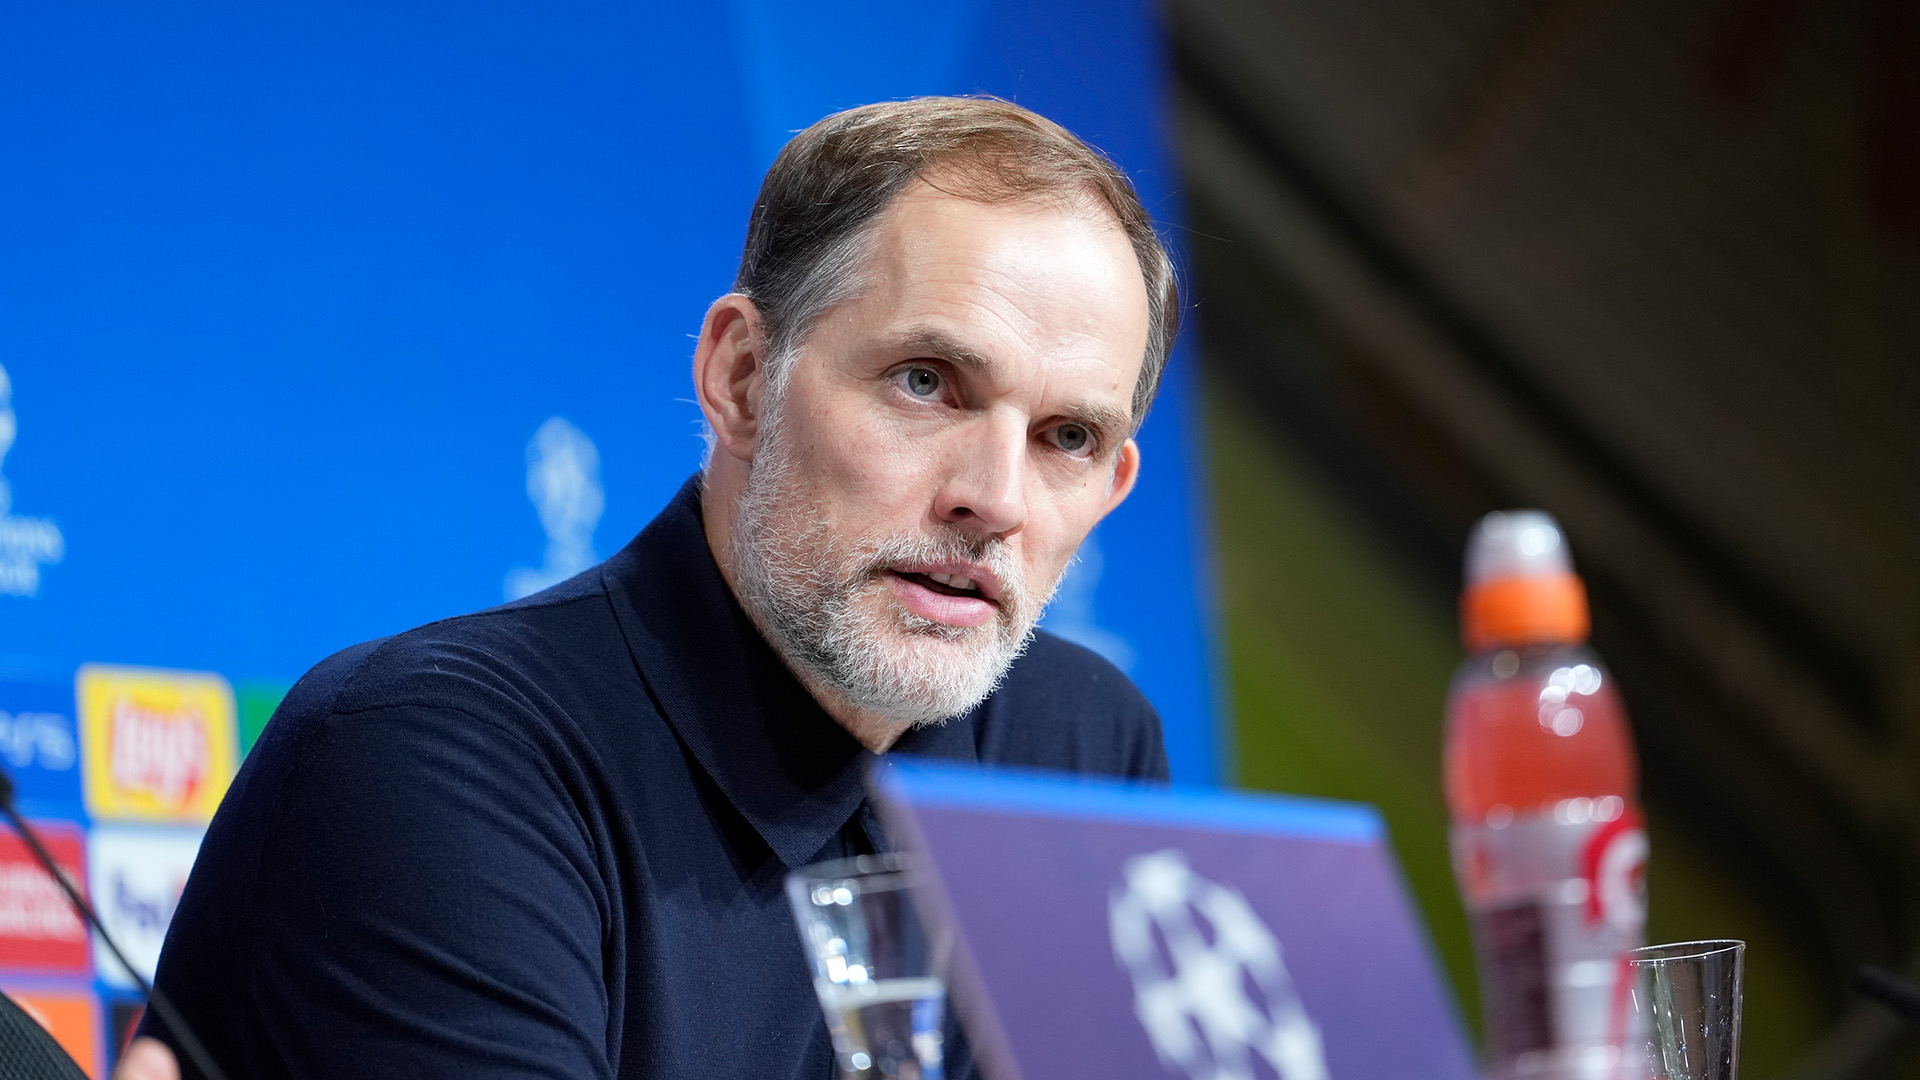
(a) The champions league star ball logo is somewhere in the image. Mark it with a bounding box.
[504,416,605,601]
[1109,850,1330,1080]
[0,362,66,597]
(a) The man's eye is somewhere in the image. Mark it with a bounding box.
[1052,424,1093,455]
[901,367,942,398]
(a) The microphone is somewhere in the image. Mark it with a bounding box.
[0,767,231,1080]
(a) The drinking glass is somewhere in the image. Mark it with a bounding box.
[786,854,950,1079]
[1627,940,1745,1080]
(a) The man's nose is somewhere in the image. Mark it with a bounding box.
[934,417,1028,536]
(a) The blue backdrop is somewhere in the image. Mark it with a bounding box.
[0,0,1222,784]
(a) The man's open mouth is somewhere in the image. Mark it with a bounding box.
[894,570,985,599]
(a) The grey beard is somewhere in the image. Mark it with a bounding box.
[729,408,1052,727]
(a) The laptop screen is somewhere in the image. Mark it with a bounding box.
[872,758,1478,1080]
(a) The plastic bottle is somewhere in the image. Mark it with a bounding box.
[1445,510,1648,1080]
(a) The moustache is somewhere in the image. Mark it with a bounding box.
[849,531,1029,612]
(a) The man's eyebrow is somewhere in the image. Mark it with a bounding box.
[891,328,999,377]
[1059,400,1134,439]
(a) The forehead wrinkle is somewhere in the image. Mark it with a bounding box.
[859,187,1147,432]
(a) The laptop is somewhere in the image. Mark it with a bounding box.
[871,758,1478,1080]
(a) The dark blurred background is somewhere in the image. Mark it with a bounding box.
[1165,0,1919,1076]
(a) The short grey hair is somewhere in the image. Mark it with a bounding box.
[734,96,1179,429]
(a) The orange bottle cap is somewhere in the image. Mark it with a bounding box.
[1460,573,1590,651]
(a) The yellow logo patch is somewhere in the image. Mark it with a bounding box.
[78,664,237,823]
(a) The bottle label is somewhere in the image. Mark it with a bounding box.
[1452,808,1648,1078]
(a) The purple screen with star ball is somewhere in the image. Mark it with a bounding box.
[875,759,1479,1080]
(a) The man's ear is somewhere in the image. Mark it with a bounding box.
[693,294,769,463]
[1099,438,1142,518]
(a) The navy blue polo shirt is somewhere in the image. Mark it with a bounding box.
[141,476,1168,1079]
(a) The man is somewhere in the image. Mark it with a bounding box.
[129,96,1177,1079]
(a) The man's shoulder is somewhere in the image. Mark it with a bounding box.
[975,629,1168,781]
[219,566,645,853]
[1001,630,1150,711]
[283,568,624,730]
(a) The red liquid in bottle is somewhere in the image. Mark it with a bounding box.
[1447,514,1647,1080]
[1446,651,1637,821]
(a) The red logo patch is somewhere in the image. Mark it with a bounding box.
[0,823,91,974]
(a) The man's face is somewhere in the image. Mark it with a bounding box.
[730,181,1149,727]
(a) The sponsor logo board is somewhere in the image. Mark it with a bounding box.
[236,680,290,758]
[78,664,237,823]
[0,822,90,975]
[0,678,81,817]
[86,824,203,989]
[3,983,102,1076]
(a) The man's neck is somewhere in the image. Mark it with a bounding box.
[699,463,911,754]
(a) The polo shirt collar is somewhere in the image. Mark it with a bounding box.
[601,476,979,870]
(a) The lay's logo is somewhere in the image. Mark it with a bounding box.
[109,698,211,806]
[79,665,237,823]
